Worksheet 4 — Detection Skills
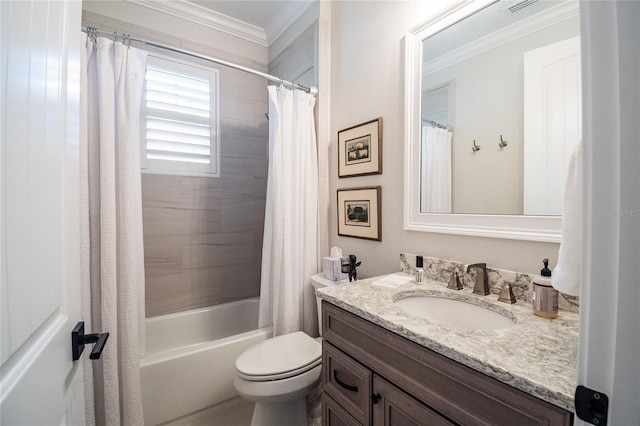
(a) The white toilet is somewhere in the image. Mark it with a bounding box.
[234,274,345,426]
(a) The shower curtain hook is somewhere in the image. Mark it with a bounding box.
[87,27,95,44]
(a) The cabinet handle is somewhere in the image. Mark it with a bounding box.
[333,370,359,392]
[371,393,381,404]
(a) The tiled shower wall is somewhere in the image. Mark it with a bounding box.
[143,68,269,318]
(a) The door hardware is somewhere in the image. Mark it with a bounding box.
[71,321,109,361]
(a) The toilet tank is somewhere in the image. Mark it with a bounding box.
[311,274,348,336]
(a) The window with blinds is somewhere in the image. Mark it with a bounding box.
[141,55,220,176]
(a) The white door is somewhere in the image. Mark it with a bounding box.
[1,1,85,424]
[523,36,581,216]
[577,1,640,424]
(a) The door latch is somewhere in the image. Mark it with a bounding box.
[71,321,109,361]
[575,385,609,425]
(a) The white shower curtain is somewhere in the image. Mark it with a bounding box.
[421,125,452,213]
[79,34,147,426]
[259,86,319,337]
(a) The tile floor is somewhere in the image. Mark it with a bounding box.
[161,397,253,426]
[160,395,322,426]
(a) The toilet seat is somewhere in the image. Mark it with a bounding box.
[236,331,321,382]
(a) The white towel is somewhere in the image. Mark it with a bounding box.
[553,141,583,296]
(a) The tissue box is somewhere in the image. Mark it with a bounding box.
[322,257,348,281]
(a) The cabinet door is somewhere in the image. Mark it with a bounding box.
[372,376,456,426]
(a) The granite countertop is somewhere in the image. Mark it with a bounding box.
[317,272,579,412]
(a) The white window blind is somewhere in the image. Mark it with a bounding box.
[141,55,220,176]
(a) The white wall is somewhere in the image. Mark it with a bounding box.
[329,1,560,277]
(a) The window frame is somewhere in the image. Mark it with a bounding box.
[140,52,221,177]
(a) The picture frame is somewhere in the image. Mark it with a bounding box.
[337,186,382,241]
[338,117,382,178]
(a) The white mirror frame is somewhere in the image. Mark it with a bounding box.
[403,0,561,243]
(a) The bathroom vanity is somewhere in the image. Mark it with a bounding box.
[318,274,577,425]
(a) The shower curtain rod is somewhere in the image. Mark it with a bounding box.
[423,119,452,131]
[82,27,318,96]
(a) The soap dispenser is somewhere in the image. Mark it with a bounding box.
[415,256,424,284]
[532,258,558,319]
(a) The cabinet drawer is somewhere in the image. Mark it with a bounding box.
[323,341,372,425]
[323,393,362,426]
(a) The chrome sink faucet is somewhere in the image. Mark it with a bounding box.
[466,263,490,296]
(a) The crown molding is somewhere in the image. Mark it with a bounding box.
[125,0,268,46]
[423,1,579,75]
[264,0,317,46]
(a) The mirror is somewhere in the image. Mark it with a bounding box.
[404,0,580,242]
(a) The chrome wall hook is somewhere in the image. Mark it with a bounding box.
[472,140,481,152]
[499,135,508,149]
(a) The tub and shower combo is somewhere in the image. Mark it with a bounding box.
[140,298,272,425]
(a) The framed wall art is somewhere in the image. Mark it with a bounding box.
[337,186,382,241]
[338,117,382,177]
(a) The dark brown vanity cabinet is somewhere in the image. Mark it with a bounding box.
[323,341,452,426]
[320,301,573,426]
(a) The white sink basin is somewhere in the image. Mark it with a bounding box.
[394,295,516,330]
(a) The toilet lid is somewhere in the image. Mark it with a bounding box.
[236,332,322,381]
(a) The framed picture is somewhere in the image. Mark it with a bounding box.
[337,186,382,241]
[338,118,382,178]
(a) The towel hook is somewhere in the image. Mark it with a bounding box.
[499,135,508,149]
[472,140,481,152]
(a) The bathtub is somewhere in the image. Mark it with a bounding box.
[140,298,272,425]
